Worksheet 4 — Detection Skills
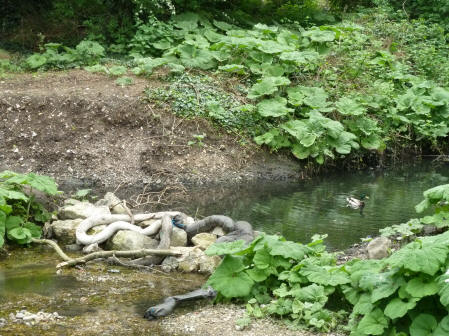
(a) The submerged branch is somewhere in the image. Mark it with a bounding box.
[31,238,73,262]
[56,248,181,268]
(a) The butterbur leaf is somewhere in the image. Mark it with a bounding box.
[26,54,47,69]
[300,133,316,147]
[280,120,308,139]
[356,308,389,335]
[434,316,449,336]
[257,97,293,118]
[405,276,439,298]
[254,129,280,145]
[287,87,305,106]
[279,50,320,64]
[247,79,278,99]
[3,172,58,195]
[5,216,23,231]
[257,40,290,54]
[7,227,32,244]
[336,97,366,116]
[207,255,254,298]
[0,188,28,201]
[410,314,437,336]
[387,240,448,275]
[269,240,306,260]
[246,267,270,282]
[303,29,336,43]
[173,12,199,31]
[361,134,384,150]
[291,144,310,159]
[218,64,246,75]
[384,298,418,319]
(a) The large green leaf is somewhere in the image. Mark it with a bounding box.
[269,240,307,260]
[279,50,320,64]
[300,264,350,286]
[336,97,366,116]
[384,298,418,319]
[303,29,336,43]
[207,255,254,298]
[434,316,449,336]
[387,240,448,275]
[356,308,389,335]
[247,78,278,99]
[172,12,199,31]
[300,87,329,109]
[405,276,439,298]
[7,227,32,244]
[205,240,247,256]
[0,187,28,201]
[409,314,437,336]
[280,120,308,139]
[287,87,305,107]
[257,97,293,117]
[1,171,58,195]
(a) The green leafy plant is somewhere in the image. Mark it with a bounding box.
[0,171,59,247]
[188,133,206,147]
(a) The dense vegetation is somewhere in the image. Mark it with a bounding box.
[1,3,449,334]
[2,1,448,167]
[206,184,449,335]
[0,171,59,247]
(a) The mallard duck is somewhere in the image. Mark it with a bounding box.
[346,194,369,209]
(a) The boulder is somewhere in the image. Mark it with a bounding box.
[170,227,187,247]
[161,246,206,272]
[58,199,110,220]
[50,219,83,244]
[211,226,225,237]
[191,233,217,250]
[198,254,222,274]
[95,192,128,215]
[366,236,391,259]
[107,230,158,251]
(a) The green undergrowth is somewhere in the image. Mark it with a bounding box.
[205,183,449,335]
[0,171,60,247]
[2,8,449,165]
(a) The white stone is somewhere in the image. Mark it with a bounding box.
[191,233,217,250]
[170,227,187,247]
[107,230,158,250]
[50,219,83,244]
[58,199,110,220]
[367,236,392,259]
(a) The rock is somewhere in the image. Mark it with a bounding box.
[198,255,222,274]
[107,230,158,251]
[58,199,110,220]
[50,219,83,244]
[211,226,225,237]
[422,225,439,236]
[170,227,187,247]
[162,246,205,272]
[192,233,217,250]
[83,243,102,254]
[87,224,107,235]
[366,236,391,259]
[95,192,128,214]
[64,243,83,252]
[178,247,204,272]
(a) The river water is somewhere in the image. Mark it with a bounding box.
[186,159,449,250]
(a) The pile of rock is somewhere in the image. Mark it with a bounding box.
[8,310,63,326]
[44,192,224,274]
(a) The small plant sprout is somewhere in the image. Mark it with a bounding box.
[188,133,206,147]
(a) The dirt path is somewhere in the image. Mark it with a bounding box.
[0,70,300,192]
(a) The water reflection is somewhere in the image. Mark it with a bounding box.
[0,264,79,297]
[187,160,449,250]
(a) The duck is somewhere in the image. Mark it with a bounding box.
[346,194,369,209]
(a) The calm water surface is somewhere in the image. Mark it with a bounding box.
[188,160,449,250]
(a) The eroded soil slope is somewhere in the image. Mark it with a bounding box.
[0,70,300,189]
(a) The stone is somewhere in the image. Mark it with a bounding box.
[95,192,128,214]
[191,233,217,250]
[366,236,391,259]
[162,246,205,272]
[87,224,107,235]
[50,219,83,244]
[58,199,110,220]
[107,230,158,251]
[170,227,187,247]
[211,226,225,237]
[64,243,83,252]
[198,255,222,274]
[83,243,102,254]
